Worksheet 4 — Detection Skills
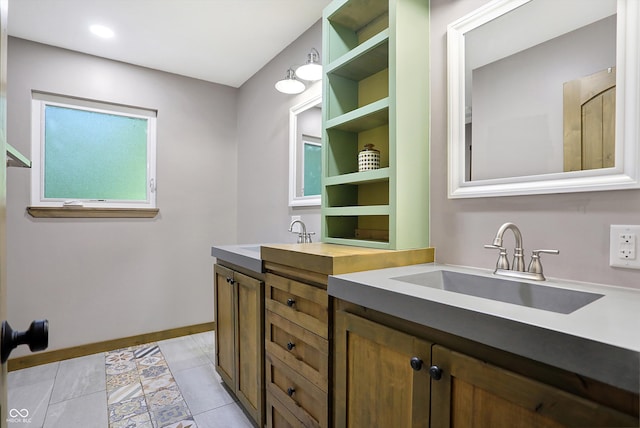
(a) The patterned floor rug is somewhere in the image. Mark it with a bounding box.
[105,343,197,428]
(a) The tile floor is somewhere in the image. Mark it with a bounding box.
[7,331,255,428]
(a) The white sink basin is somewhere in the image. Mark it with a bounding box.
[392,269,603,314]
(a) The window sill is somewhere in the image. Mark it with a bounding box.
[27,207,159,218]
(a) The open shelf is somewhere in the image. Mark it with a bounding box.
[323,236,390,250]
[324,205,390,216]
[326,98,389,132]
[326,29,389,81]
[324,214,390,248]
[322,0,430,250]
[6,143,31,168]
[326,0,389,63]
[325,124,389,177]
[324,168,390,186]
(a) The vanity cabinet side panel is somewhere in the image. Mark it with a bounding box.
[334,310,432,428]
[213,264,235,388]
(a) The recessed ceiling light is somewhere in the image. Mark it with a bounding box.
[90,24,114,39]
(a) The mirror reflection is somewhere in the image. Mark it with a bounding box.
[464,0,616,181]
[289,94,322,206]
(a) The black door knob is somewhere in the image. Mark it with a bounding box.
[410,357,423,371]
[429,365,443,380]
[286,342,296,351]
[1,320,49,364]
[286,298,295,307]
[287,387,295,397]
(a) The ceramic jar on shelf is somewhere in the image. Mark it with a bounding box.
[358,144,380,171]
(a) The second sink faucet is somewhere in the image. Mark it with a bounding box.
[489,222,525,271]
[288,219,315,243]
[485,222,559,281]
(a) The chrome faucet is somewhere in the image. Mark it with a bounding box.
[288,219,314,243]
[485,222,559,281]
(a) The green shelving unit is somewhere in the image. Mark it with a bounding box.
[321,0,430,250]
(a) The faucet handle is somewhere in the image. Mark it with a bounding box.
[484,244,509,270]
[483,244,502,250]
[304,232,315,243]
[532,249,560,255]
[528,249,559,275]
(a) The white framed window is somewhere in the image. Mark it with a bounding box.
[30,92,157,209]
[302,136,321,197]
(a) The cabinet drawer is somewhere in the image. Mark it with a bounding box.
[266,310,329,393]
[266,353,327,428]
[265,273,328,339]
[267,394,304,428]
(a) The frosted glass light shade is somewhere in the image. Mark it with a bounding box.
[275,69,306,94]
[296,63,323,81]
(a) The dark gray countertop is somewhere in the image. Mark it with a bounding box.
[211,244,263,273]
[329,263,640,393]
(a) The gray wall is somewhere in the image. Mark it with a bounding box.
[5,21,323,357]
[430,0,640,289]
[6,38,238,356]
[236,21,322,245]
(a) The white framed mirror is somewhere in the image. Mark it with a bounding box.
[289,94,322,206]
[447,0,640,198]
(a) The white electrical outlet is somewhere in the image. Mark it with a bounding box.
[610,225,640,269]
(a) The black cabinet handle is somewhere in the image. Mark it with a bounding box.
[286,342,296,351]
[286,298,295,307]
[226,277,234,284]
[287,387,295,397]
[429,365,443,380]
[410,357,423,371]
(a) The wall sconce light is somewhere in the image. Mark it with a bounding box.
[275,68,306,94]
[275,48,323,94]
[295,48,322,81]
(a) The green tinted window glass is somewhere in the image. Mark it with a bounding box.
[303,142,321,196]
[43,105,148,201]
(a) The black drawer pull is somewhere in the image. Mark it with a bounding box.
[286,298,295,307]
[410,357,423,371]
[287,387,295,397]
[286,342,296,351]
[429,365,443,380]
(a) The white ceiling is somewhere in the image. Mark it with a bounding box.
[7,0,331,88]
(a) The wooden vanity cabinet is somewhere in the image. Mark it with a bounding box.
[214,263,264,427]
[264,267,330,428]
[334,307,639,428]
[261,243,435,428]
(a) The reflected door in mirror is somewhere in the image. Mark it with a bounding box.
[563,68,616,171]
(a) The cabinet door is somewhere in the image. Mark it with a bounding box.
[213,264,235,388]
[235,270,264,424]
[334,311,432,428]
[430,345,639,427]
